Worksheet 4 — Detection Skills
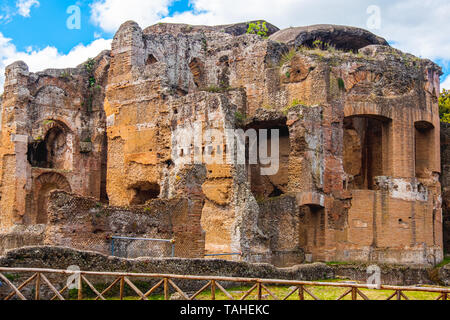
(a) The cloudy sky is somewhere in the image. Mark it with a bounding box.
[0,0,449,93]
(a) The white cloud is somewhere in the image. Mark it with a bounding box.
[16,0,40,18]
[442,76,450,91]
[0,5,14,23]
[163,0,450,63]
[90,0,173,33]
[0,32,112,93]
[89,0,450,66]
[2,1,449,94]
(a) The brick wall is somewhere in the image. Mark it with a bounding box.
[441,123,450,254]
[45,191,205,258]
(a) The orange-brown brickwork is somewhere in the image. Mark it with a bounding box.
[0,21,445,265]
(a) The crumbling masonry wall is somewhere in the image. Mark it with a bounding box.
[0,52,110,229]
[0,21,445,266]
[44,191,204,258]
[441,122,450,254]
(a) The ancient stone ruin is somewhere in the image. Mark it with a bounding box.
[0,21,446,266]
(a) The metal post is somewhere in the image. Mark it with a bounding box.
[111,238,115,257]
[171,239,175,258]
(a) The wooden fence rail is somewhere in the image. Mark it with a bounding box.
[0,267,448,301]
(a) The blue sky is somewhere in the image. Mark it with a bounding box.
[0,0,449,92]
[0,0,192,53]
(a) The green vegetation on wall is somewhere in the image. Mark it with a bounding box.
[247,21,269,38]
[440,89,450,123]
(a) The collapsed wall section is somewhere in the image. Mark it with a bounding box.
[0,20,445,266]
[45,190,205,258]
[0,52,110,230]
[441,123,450,254]
[103,20,444,265]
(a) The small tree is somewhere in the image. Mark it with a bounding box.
[247,21,269,38]
[440,89,450,123]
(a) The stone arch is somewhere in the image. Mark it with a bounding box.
[34,172,71,224]
[38,117,75,136]
[28,120,74,170]
[344,104,393,120]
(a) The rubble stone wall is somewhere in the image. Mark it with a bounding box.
[45,191,205,258]
[0,52,111,230]
[0,21,445,266]
[441,123,450,254]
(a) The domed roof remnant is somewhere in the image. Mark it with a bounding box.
[270,24,389,52]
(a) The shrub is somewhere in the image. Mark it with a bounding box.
[247,21,269,38]
[312,39,324,49]
[235,111,246,123]
[337,78,345,91]
[440,89,450,123]
[279,48,297,67]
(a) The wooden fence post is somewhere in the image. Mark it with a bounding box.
[77,272,83,300]
[119,276,125,300]
[35,273,40,301]
[299,285,304,300]
[352,287,357,300]
[0,267,449,301]
[257,282,262,301]
[164,278,169,300]
[211,280,216,301]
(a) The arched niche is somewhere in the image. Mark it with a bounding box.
[343,114,392,190]
[33,172,71,224]
[299,204,326,262]
[245,118,291,201]
[414,121,435,178]
[128,181,161,205]
[28,120,74,171]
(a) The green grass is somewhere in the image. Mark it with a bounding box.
[190,282,442,301]
[72,279,445,301]
[326,261,352,266]
[279,48,297,67]
[437,257,450,268]
[282,98,310,115]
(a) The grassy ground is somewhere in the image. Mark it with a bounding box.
[191,283,443,301]
[437,257,450,268]
[76,279,446,301]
